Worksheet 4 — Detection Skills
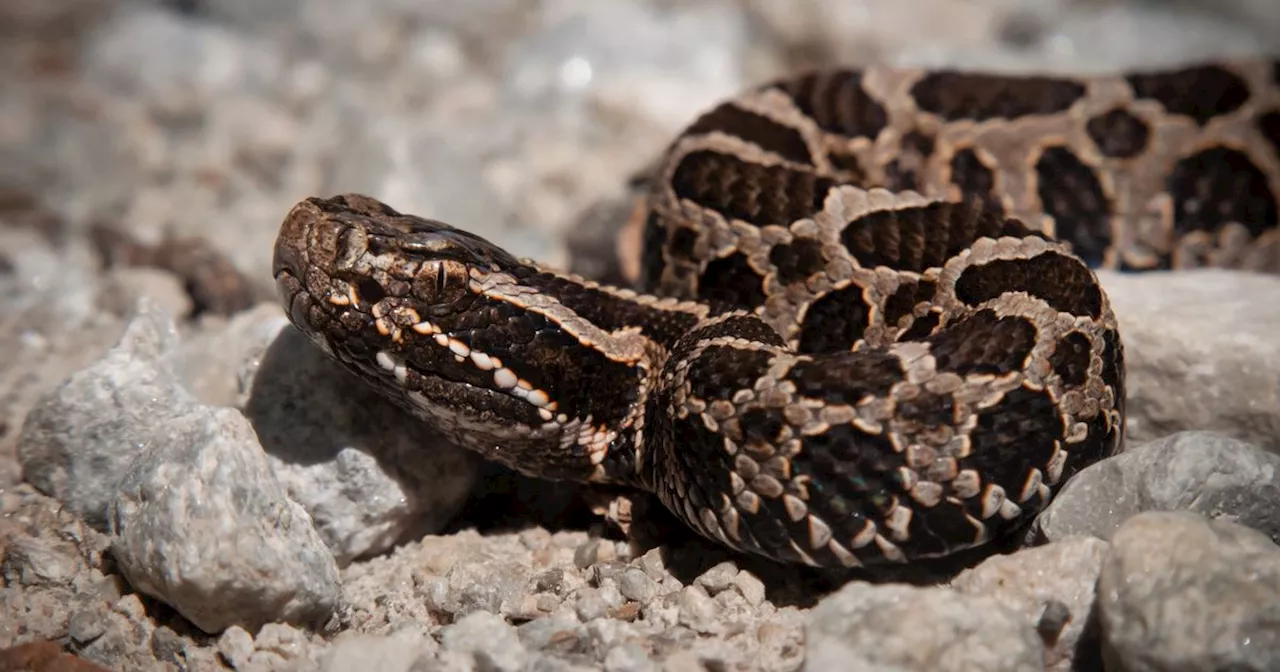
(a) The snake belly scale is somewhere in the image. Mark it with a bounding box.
[272,59,1280,568]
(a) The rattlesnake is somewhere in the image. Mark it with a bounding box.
[272,59,1280,568]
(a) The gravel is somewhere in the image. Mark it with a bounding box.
[3,0,1279,670]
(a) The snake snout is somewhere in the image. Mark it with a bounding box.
[272,199,320,284]
[273,198,348,334]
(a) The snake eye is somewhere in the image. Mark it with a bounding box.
[415,259,471,306]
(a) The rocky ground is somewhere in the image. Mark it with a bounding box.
[3,0,1280,670]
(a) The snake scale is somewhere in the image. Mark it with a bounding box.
[273,59,1280,568]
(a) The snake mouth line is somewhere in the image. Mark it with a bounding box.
[370,340,567,428]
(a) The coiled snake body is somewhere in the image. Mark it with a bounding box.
[273,59,1280,568]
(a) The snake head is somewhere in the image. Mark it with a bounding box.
[272,194,631,482]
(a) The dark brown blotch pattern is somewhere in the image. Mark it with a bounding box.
[1126,65,1250,126]
[796,283,871,354]
[1086,108,1151,158]
[657,403,813,565]
[1167,147,1278,239]
[698,252,769,310]
[525,271,702,347]
[910,72,1085,122]
[684,103,814,165]
[895,389,959,432]
[639,209,668,289]
[882,278,937,327]
[669,314,784,367]
[950,148,1004,215]
[825,150,866,183]
[1035,146,1112,268]
[961,384,1063,509]
[928,309,1036,376]
[769,236,827,285]
[904,501,984,558]
[671,150,836,228]
[954,251,1103,319]
[884,130,937,192]
[1049,331,1092,387]
[655,413,743,539]
[668,226,699,261]
[789,425,904,558]
[683,345,772,406]
[787,351,903,404]
[840,201,1039,273]
[1259,111,1280,161]
[773,70,888,140]
[899,311,941,341]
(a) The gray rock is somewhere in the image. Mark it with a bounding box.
[242,324,479,565]
[18,298,198,529]
[516,609,585,652]
[97,267,193,322]
[320,625,438,672]
[216,626,255,669]
[676,585,721,635]
[108,405,343,634]
[951,536,1110,671]
[615,567,659,603]
[67,607,108,644]
[692,561,738,595]
[0,535,84,587]
[223,622,321,671]
[731,571,767,608]
[439,610,529,672]
[431,560,533,619]
[0,227,129,490]
[631,548,670,583]
[1097,511,1280,671]
[582,618,642,656]
[757,611,807,672]
[171,302,290,407]
[806,582,1044,672]
[1038,431,1280,545]
[603,642,658,672]
[574,587,613,622]
[1097,269,1280,453]
[150,626,187,667]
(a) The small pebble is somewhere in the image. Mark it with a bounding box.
[731,571,766,607]
[151,626,186,665]
[531,568,567,594]
[603,642,658,672]
[693,561,737,595]
[575,587,612,622]
[677,585,719,634]
[1036,599,1072,645]
[616,567,659,603]
[66,608,107,645]
[439,610,527,672]
[535,594,562,613]
[516,609,583,653]
[217,626,254,669]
